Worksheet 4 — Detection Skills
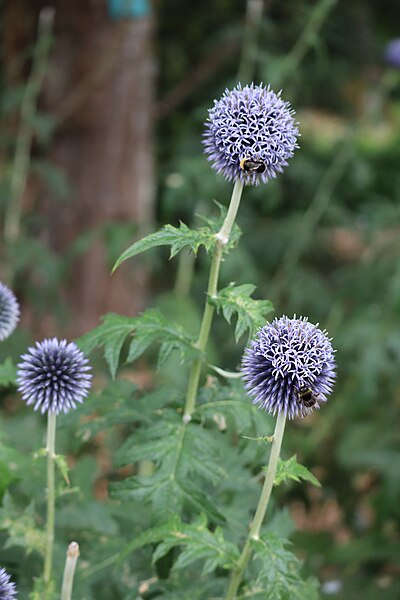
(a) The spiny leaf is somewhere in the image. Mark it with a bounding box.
[0,358,16,387]
[113,222,216,271]
[274,455,321,488]
[211,283,273,341]
[119,514,239,574]
[77,309,197,378]
[126,309,199,369]
[111,418,226,524]
[249,533,320,599]
[77,313,136,377]
[113,206,242,271]
[60,381,181,445]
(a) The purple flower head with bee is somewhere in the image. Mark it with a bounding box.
[242,316,335,419]
[203,83,299,186]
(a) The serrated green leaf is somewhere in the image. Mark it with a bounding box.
[274,455,321,487]
[77,309,197,377]
[113,222,217,271]
[249,533,320,599]
[155,514,239,574]
[111,418,226,524]
[126,309,199,369]
[77,313,136,377]
[119,514,239,574]
[113,205,242,271]
[0,358,16,387]
[211,283,273,341]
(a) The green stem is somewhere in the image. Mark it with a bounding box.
[61,542,80,600]
[237,0,264,84]
[174,249,196,297]
[225,411,286,600]
[183,179,244,421]
[3,8,54,283]
[272,138,351,300]
[281,0,336,81]
[44,410,56,591]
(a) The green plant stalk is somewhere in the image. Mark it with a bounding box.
[61,542,80,600]
[3,8,54,283]
[281,0,336,80]
[237,0,265,83]
[225,411,286,600]
[44,410,57,591]
[272,138,351,300]
[183,179,244,421]
[174,248,196,297]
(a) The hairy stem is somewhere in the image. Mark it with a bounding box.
[61,542,80,600]
[183,179,244,421]
[225,411,286,599]
[44,410,56,592]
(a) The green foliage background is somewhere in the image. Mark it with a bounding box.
[1,0,400,598]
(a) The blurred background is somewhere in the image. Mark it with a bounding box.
[1,0,400,598]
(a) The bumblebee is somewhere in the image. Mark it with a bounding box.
[239,157,266,174]
[297,386,319,409]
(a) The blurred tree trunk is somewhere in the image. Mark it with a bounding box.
[46,0,155,336]
[4,0,155,336]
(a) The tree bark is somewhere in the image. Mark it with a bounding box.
[4,0,155,336]
[46,0,155,336]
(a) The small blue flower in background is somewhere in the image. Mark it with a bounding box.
[0,282,20,342]
[242,316,335,419]
[203,83,299,186]
[17,339,92,415]
[0,568,17,600]
[108,0,150,19]
[384,38,400,68]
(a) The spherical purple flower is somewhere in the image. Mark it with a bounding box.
[203,83,299,185]
[384,38,400,68]
[242,316,335,419]
[17,338,92,415]
[0,282,20,342]
[0,568,17,600]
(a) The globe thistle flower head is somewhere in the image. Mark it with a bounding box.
[17,338,92,415]
[242,316,335,419]
[0,568,17,600]
[203,83,299,185]
[384,38,400,68]
[0,282,20,342]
